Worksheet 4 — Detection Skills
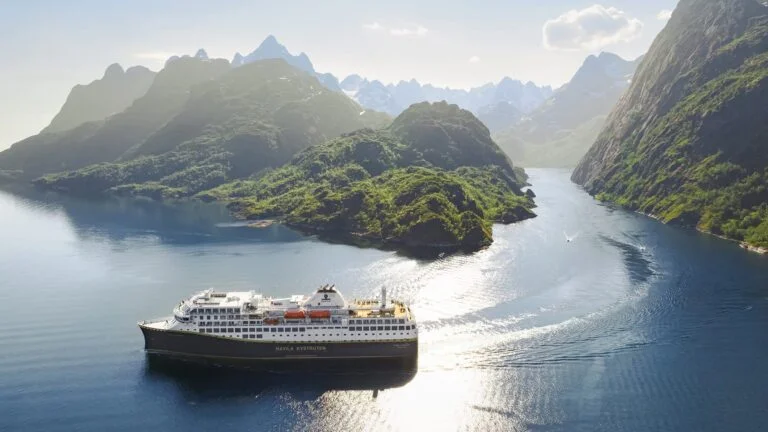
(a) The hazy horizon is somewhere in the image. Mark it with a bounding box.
[0,0,677,150]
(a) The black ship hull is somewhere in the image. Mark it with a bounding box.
[140,325,418,368]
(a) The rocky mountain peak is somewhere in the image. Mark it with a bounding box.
[103,63,124,79]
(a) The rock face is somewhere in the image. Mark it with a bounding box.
[495,52,642,168]
[572,0,768,249]
[43,64,155,134]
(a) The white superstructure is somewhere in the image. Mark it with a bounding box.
[140,285,418,343]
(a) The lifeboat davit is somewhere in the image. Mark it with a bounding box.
[308,310,331,319]
[284,310,306,319]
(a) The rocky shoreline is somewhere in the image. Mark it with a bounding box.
[634,208,767,256]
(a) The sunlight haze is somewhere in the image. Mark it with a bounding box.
[1,0,677,149]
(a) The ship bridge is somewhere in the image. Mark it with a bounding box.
[303,285,347,309]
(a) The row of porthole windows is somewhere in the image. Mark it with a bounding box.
[198,329,412,339]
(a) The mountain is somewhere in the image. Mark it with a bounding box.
[496,52,642,167]
[200,101,535,252]
[239,35,314,73]
[572,0,768,249]
[34,59,391,198]
[43,63,155,134]
[0,55,231,180]
[341,75,552,120]
[477,102,523,134]
[233,35,340,91]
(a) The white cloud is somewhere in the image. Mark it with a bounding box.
[134,51,176,61]
[468,56,480,64]
[543,4,643,51]
[657,9,673,21]
[363,22,429,37]
[362,22,382,30]
[389,26,428,37]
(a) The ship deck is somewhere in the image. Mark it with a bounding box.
[348,300,411,320]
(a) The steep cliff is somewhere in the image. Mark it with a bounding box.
[572,0,768,248]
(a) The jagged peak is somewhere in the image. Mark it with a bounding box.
[103,63,124,79]
[125,65,153,75]
[498,76,522,86]
[231,52,244,67]
[254,34,288,54]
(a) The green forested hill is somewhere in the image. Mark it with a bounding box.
[0,56,231,180]
[572,0,768,249]
[204,102,536,251]
[33,59,390,198]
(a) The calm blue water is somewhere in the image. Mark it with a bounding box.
[1,169,767,432]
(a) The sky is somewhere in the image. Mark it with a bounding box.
[0,0,678,150]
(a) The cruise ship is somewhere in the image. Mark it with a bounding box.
[138,285,418,364]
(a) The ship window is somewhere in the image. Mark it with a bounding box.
[256,328,261,332]
[206,316,210,320]
[363,327,370,331]
[270,328,276,333]
[234,328,240,333]
[226,328,233,333]
[257,334,263,339]
[199,329,204,333]
[299,328,306,332]
[362,320,369,324]
[398,319,405,324]
[398,325,404,330]
[213,316,218,320]
[278,328,284,333]
[214,329,220,333]
[385,326,391,331]
[291,327,297,332]
[377,326,383,331]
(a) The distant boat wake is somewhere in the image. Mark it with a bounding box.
[564,231,580,243]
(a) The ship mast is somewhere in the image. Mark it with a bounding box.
[380,286,387,310]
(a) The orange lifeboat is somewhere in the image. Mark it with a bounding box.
[263,318,279,325]
[308,310,331,319]
[284,310,306,319]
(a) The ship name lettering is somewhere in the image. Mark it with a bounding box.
[275,345,326,352]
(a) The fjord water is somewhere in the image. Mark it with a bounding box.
[1,169,767,432]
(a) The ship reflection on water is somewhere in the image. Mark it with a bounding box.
[143,355,417,400]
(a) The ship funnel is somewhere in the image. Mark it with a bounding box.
[380,286,387,309]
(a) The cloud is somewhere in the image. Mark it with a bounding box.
[389,26,429,37]
[468,56,480,64]
[362,22,382,30]
[363,22,428,37]
[656,9,673,21]
[543,4,643,51]
[134,51,176,61]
